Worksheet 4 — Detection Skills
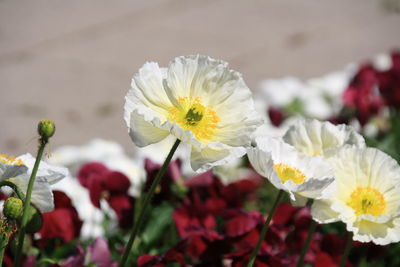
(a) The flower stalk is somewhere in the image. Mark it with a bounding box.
[119,139,181,267]
[247,189,285,267]
[339,233,353,267]
[0,222,11,267]
[296,202,317,267]
[13,120,54,267]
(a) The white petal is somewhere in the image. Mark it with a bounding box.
[127,109,169,147]
[311,200,340,223]
[351,218,400,245]
[283,118,365,156]
[1,164,28,180]
[190,144,246,173]
[247,146,285,191]
[10,175,54,212]
[17,153,68,185]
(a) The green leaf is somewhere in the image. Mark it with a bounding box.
[141,202,174,246]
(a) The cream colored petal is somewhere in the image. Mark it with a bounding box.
[247,146,286,192]
[311,199,341,223]
[127,110,169,147]
[130,62,171,113]
[283,118,365,156]
[190,144,246,172]
[166,55,227,101]
[351,218,400,245]
[215,109,263,146]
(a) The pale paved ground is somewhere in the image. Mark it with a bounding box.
[1,0,400,156]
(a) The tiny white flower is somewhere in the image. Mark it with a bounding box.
[0,153,68,212]
[311,146,400,245]
[283,118,365,157]
[247,137,335,204]
[124,55,262,172]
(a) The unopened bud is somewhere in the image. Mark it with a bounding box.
[38,120,55,141]
[3,197,23,220]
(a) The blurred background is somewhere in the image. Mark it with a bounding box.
[1,0,400,156]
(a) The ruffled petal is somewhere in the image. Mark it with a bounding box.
[311,200,340,224]
[127,110,169,147]
[283,118,365,156]
[190,144,246,173]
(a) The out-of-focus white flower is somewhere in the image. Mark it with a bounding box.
[48,139,126,173]
[373,53,392,71]
[312,146,400,245]
[256,65,355,120]
[283,118,365,157]
[124,55,262,172]
[258,77,305,107]
[48,139,146,197]
[0,153,68,212]
[247,137,335,205]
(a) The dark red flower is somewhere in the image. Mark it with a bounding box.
[377,52,400,108]
[268,107,286,126]
[36,191,82,248]
[343,64,384,125]
[77,162,135,228]
[137,244,187,267]
[144,158,183,204]
[313,252,337,267]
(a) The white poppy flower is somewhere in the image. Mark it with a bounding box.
[0,153,68,213]
[247,137,335,204]
[311,146,400,245]
[283,118,365,157]
[124,55,262,172]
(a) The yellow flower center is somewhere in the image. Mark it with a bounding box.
[347,186,386,217]
[168,97,220,141]
[0,154,24,166]
[273,163,306,184]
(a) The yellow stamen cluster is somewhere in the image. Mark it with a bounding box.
[273,163,306,184]
[347,186,386,217]
[0,154,24,166]
[168,97,220,142]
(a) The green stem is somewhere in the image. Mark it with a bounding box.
[296,219,317,267]
[0,181,25,201]
[0,229,9,267]
[296,199,316,267]
[247,189,285,267]
[339,233,353,267]
[119,139,181,267]
[13,139,47,267]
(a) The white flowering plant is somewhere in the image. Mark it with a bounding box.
[2,52,400,267]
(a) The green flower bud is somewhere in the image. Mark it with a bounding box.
[38,120,55,141]
[3,197,23,220]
